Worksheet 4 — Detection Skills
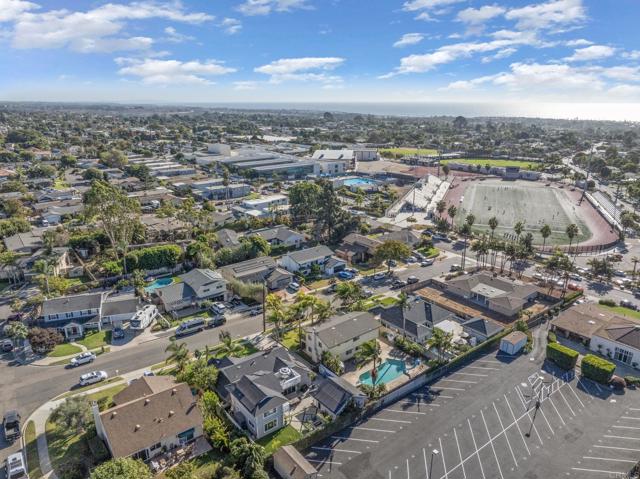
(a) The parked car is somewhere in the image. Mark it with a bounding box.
[2,411,20,442]
[79,370,108,386]
[391,280,407,289]
[620,299,637,310]
[111,327,125,340]
[0,339,13,353]
[211,302,227,315]
[5,452,28,479]
[388,259,398,267]
[337,271,354,280]
[175,318,207,337]
[421,259,434,267]
[407,276,419,284]
[288,282,300,292]
[450,265,462,272]
[363,289,374,298]
[207,316,227,328]
[405,257,417,263]
[373,272,386,281]
[569,273,583,281]
[249,306,263,316]
[69,351,97,367]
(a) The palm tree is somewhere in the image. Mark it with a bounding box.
[632,256,639,281]
[436,200,447,219]
[540,224,551,252]
[566,223,579,255]
[293,292,317,343]
[312,299,334,325]
[488,216,498,239]
[514,221,525,243]
[335,281,363,308]
[266,293,286,339]
[447,205,457,229]
[461,214,475,268]
[165,340,189,371]
[397,292,410,338]
[427,328,454,362]
[218,330,244,357]
[355,339,382,383]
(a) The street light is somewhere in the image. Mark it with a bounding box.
[429,449,440,479]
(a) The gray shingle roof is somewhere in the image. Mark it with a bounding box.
[307,311,380,348]
[313,375,365,415]
[42,292,103,317]
[286,245,334,265]
[179,268,224,289]
[462,317,505,338]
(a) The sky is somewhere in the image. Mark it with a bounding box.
[1,0,639,113]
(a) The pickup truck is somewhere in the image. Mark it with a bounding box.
[3,410,21,442]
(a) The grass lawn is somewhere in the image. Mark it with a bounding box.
[281,329,301,350]
[378,297,399,307]
[211,340,258,359]
[257,425,302,455]
[440,158,540,169]
[306,278,333,290]
[25,420,43,479]
[77,331,111,349]
[48,343,83,358]
[417,246,439,258]
[49,347,110,366]
[57,377,123,399]
[45,419,88,477]
[380,147,438,157]
[53,178,69,190]
[599,304,640,320]
[85,384,127,411]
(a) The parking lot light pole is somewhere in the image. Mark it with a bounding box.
[429,449,440,479]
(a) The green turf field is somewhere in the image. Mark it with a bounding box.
[454,180,592,245]
[380,147,438,157]
[441,158,540,169]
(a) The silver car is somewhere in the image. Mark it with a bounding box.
[69,352,96,367]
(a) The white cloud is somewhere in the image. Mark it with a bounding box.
[233,81,259,90]
[607,84,640,98]
[402,0,464,12]
[0,0,38,22]
[622,50,640,60]
[565,45,615,62]
[236,0,309,16]
[595,66,640,82]
[163,26,194,43]
[505,0,586,31]
[117,58,236,85]
[394,33,424,48]
[566,38,592,47]
[220,18,242,34]
[481,47,517,63]
[415,12,437,21]
[255,57,344,85]
[456,5,505,25]
[8,1,213,52]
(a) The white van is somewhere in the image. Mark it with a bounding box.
[175,318,206,337]
[211,302,227,315]
[130,305,159,331]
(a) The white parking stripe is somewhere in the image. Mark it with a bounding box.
[566,383,586,409]
[467,418,486,479]
[504,393,531,456]
[433,387,466,391]
[332,436,379,443]
[613,425,640,430]
[556,387,576,416]
[604,435,640,441]
[571,467,625,474]
[481,409,504,479]
[453,427,467,479]
[621,416,640,420]
[370,417,412,424]
[630,408,640,411]
[350,426,395,433]
[439,437,449,479]
[593,445,640,452]
[515,385,528,409]
[440,379,477,384]
[454,372,488,377]
[538,404,554,436]
[493,402,518,467]
[385,409,427,415]
[465,366,500,371]
[423,448,430,479]
[583,456,638,463]
[313,447,361,454]
[546,395,566,426]
[406,459,410,479]
[307,459,343,465]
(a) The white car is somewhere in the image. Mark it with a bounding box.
[69,352,96,367]
[373,272,386,281]
[5,452,28,479]
[79,370,108,386]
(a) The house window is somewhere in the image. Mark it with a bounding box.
[150,442,161,451]
[264,420,277,433]
[614,347,633,364]
[345,349,353,355]
[263,408,278,418]
[352,336,360,342]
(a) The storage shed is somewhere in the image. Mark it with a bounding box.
[500,331,528,355]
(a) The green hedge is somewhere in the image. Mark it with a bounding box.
[546,342,579,370]
[598,298,616,307]
[582,354,615,384]
[125,244,182,271]
[624,375,640,386]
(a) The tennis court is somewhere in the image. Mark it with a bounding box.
[452,179,592,245]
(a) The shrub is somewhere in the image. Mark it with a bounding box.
[547,331,557,343]
[624,375,640,386]
[126,244,182,271]
[598,298,616,307]
[27,327,63,354]
[582,354,616,384]
[546,342,579,370]
[393,336,423,357]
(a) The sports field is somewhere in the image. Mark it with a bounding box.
[441,158,540,169]
[380,147,438,157]
[453,180,592,245]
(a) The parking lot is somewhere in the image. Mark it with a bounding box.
[304,346,639,479]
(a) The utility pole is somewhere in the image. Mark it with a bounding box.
[262,281,267,333]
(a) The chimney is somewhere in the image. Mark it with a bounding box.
[168,410,175,417]
[171,388,177,395]
[145,398,150,405]
[135,424,141,431]
[91,401,107,442]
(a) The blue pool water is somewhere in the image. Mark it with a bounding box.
[359,359,406,386]
[343,177,379,187]
[145,277,174,292]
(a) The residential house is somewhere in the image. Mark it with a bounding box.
[248,226,307,249]
[140,215,188,241]
[41,292,104,339]
[154,268,228,313]
[216,229,242,249]
[379,229,423,248]
[219,256,293,290]
[4,229,44,254]
[335,233,381,264]
[304,311,381,363]
[461,317,505,345]
[101,293,140,328]
[278,245,346,276]
[216,347,311,439]
[312,375,367,418]
[93,376,204,462]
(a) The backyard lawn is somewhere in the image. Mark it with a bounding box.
[77,331,111,349]
[599,304,640,320]
[25,421,43,479]
[257,425,302,455]
[48,343,82,358]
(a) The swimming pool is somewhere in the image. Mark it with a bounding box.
[359,359,406,386]
[144,277,174,292]
[343,177,379,187]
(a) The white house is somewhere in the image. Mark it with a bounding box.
[241,194,288,212]
[590,319,640,367]
[41,292,104,339]
[154,268,228,313]
[248,226,307,249]
[304,311,381,363]
[278,245,346,276]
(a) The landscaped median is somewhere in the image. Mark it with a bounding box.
[24,420,43,479]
